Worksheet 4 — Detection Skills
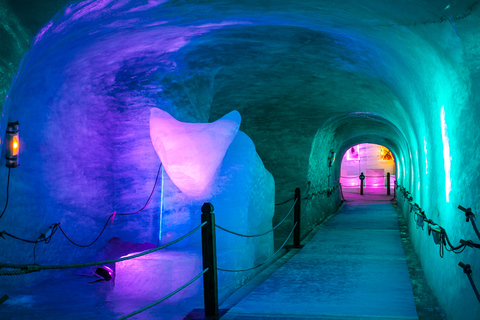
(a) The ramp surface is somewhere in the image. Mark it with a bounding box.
[223,199,418,320]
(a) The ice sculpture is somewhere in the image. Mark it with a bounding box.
[150,108,240,198]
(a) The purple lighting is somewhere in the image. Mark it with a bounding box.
[150,108,240,199]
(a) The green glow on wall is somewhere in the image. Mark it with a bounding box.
[440,105,451,203]
[424,137,428,175]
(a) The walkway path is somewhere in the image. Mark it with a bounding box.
[223,195,418,320]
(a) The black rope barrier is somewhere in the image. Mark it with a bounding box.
[116,268,209,320]
[275,198,294,206]
[215,198,297,238]
[217,199,310,273]
[275,182,311,205]
[218,221,298,273]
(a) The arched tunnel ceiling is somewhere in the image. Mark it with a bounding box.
[329,113,406,159]
[0,0,479,196]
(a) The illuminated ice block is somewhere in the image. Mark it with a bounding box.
[150,108,240,199]
[115,130,275,304]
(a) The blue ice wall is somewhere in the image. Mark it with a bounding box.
[115,130,274,303]
[1,1,480,318]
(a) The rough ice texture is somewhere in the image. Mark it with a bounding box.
[116,130,274,303]
[149,108,240,199]
[1,1,480,318]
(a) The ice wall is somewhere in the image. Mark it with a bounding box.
[1,1,480,318]
[116,129,275,303]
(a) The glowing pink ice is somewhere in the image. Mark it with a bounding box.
[150,108,240,198]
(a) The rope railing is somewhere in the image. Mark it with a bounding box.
[304,183,341,200]
[275,198,294,206]
[0,222,206,273]
[215,198,297,238]
[0,269,33,276]
[116,268,209,320]
[275,181,311,205]
[218,221,298,273]
[1,180,343,319]
[217,199,310,273]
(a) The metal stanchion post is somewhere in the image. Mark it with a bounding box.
[387,172,391,195]
[294,188,301,248]
[201,203,218,317]
[359,172,365,195]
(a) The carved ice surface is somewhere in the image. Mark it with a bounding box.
[150,108,240,198]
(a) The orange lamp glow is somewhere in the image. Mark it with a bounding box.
[5,121,19,168]
[13,138,19,152]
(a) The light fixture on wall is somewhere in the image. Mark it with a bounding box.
[5,121,19,168]
[428,223,444,245]
[327,150,336,167]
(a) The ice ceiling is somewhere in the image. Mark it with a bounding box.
[1,0,479,200]
[1,1,480,318]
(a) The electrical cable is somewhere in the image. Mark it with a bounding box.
[0,222,206,271]
[59,163,162,247]
[113,163,162,216]
[0,168,11,220]
[59,215,113,248]
[2,231,38,243]
[444,232,467,253]
[2,224,60,264]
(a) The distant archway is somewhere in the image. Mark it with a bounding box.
[340,143,396,194]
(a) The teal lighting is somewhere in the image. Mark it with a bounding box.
[424,137,428,175]
[440,106,451,203]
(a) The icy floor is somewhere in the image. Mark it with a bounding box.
[0,189,446,319]
[223,194,418,319]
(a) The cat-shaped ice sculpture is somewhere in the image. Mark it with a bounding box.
[150,108,241,199]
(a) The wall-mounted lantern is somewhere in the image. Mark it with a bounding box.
[5,121,19,168]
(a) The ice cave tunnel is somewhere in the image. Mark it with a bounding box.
[1,0,480,319]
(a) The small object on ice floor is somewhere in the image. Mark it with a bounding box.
[90,265,115,283]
